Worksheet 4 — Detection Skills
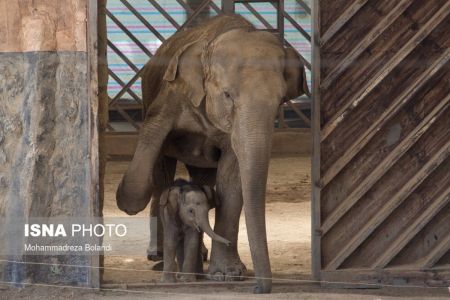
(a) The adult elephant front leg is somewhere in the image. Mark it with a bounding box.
[116,89,177,215]
[208,150,246,281]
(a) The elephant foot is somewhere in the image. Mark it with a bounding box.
[161,273,176,283]
[147,251,163,262]
[207,258,247,281]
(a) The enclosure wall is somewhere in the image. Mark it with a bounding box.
[0,0,100,286]
[313,0,450,286]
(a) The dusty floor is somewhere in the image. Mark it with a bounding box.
[102,154,312,284]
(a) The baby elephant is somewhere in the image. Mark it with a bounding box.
[160,179,231,282]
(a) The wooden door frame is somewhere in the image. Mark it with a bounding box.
[311,0,321,282]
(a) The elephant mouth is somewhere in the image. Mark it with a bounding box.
[193,222,201,233]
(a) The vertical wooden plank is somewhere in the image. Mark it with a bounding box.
[88,0,100,289]
[311,0,321,281]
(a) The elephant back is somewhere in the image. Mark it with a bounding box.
[141,15,255,115]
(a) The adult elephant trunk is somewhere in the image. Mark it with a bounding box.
[197,215,231,246]
[231,105,275,294]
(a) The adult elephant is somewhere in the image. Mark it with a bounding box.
[116,15,309,293]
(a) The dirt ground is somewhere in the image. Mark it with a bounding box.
[101,154,312,284]
[2,154,448,299]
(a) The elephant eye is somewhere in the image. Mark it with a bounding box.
[223,91,232,99]
[188,208,194,214]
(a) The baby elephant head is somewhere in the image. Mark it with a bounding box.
[161,181,231,246]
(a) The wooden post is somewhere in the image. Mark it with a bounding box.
[187,0,211,26]
[222,0,235,13]
[311,0,322,281]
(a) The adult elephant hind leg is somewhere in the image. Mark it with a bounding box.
[147,156,177,262]
[186,165,217,262]
[206,151,246,281]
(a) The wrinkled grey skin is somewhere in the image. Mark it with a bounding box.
[116,15,309,294]
[160,180,230,282]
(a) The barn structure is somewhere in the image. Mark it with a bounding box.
[0,0,448,290]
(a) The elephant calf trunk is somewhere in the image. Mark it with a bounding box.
[198,220,231,247]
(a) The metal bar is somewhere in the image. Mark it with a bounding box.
[119,0,166,42]
[325,140,450,271]
[106,9,154,57]
[108,68,143,104]
[107,40,140,73]
[147,0,181,29]
[321,1,450,142]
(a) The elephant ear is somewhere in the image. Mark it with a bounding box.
[283,47,310,102]
[163,39,207,107]
[201,185,218,208]
[160,188,179,213]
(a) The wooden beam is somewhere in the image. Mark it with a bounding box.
[287,101,311,126]
[373,186,450,269]
[180,0,213,30]
[147,0,181,29]
[177,0,194,14]
[320,48,450,188]
[222,0,235,13]
[422,233,450,269]
[321,0,414,90]
[106,8,155,56]
[296,0,311,15]
[321,1,450,141]
[320,0,369,45]
[88,0,101,288]
[325,140,450,270]
[243,3,274,29]
[108,68,142,104]
[278,106,288,128]
[109,69,145,107]
[311,0,322,281]
[107,40,140,72]
[321,95,450,235]
[284,11,311,42]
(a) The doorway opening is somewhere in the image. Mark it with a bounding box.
[99,0,313,286]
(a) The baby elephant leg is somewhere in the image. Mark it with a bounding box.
[161,208,179,283]
[178,228,200,282]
